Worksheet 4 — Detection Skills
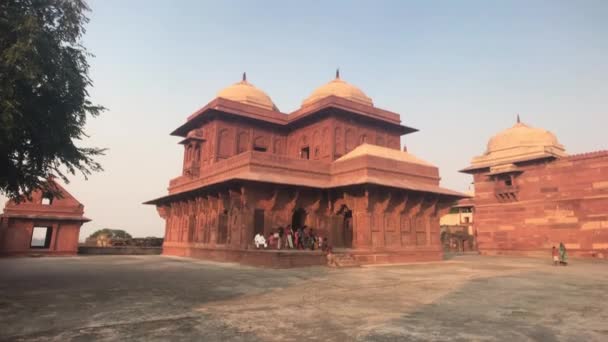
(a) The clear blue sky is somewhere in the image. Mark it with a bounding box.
[5,0,607,239]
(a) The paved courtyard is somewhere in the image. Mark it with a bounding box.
[0,255,607,342]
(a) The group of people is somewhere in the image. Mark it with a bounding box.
[552,242,569,266]
[253,225,328,251]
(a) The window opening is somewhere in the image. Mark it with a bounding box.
[31,227,52,248]
[41,194,53,205]
[300,147,310,160]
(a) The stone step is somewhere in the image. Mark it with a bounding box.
[332,253,360,268]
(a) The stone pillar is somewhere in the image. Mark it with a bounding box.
[399,214,411,247]
[327,214,342,247]
[156,205,170,241]
[240,208,254,250]
[404,194,424,247]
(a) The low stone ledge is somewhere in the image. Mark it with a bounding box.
[78,246,162,255]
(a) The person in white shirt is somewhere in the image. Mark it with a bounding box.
[254,233,267,249]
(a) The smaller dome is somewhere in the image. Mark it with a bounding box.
[302,70,373,107]
[216,73,279,111]
[468,117,567,170]
[486,121,560,154]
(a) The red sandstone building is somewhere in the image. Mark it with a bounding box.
[146,72,465,267]
[0,181,90,256]
[462,118,608,258]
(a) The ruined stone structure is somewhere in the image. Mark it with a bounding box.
[462,117,608,258]
[440,197,474,232]
[440,197,476,252]
[0,181,90,256]
[146,71,465,267]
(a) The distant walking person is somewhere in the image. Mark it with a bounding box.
[277,226,284,250]
[551,246,559,266]
[559,242,568,266]
[286,225,294,249]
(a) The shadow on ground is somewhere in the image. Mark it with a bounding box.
[0,256,327,341]
[361,270,608,341]
[0,255,607,342]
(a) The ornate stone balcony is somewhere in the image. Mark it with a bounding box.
[494,184,519,201]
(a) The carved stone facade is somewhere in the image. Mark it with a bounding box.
[147,73,465,267]
[156,183,456,265]
[0,181,90,256]
[463,119,608,259]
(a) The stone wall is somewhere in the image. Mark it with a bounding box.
[473,151,608,258]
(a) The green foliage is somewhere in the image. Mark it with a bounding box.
[0,0,105,200]
[88,229,133,240]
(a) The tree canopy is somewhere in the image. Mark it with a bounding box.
[88,229,132,240]
[0,0,104,200]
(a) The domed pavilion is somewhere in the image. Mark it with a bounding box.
[146,71,466,267]
[461,116,608,259]
[464,115,567,175]
[302,70,373,107]
[216,73,279,111]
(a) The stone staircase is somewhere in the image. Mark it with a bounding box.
[331,253,360,268]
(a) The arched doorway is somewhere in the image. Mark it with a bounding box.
[292,208,307,229]
[337,205,353,248]
[217,209,228,244]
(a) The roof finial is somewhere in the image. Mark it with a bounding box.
[517,113,520,124]
[242,72,247,82]
[335,68,340,79]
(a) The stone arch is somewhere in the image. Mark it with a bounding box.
[345,128,355,152]
[253,135,269,150]
[217,128,233,158]
[237,131,249,154]
[194,144,201,162]
[335,204,353,248]
[291,208,308,229]
[312,130,320,159]
[185,145,193,161]
[273,138,284,155]
[217,209,229,244]
[321,127,329,156]
[334,127,343,157]
[201,141,207,163]
[298,135,310,159]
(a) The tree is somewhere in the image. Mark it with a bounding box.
[88,229,132,240]
[0,0,105,200]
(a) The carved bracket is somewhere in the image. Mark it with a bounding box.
[307,191,323,214]
[420,196,439,217]
[435,199,454,218]
[156,205,170,219]
[285,189,300,213]
[374,190,392,213]
[392,193,409,214]
[259,188,279,211]
[228,188,242,210]
[217,192,229,213]
[405,194,424,218]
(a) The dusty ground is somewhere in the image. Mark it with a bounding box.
[0,255,607,342]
